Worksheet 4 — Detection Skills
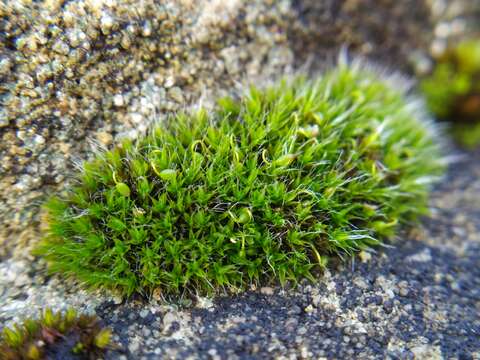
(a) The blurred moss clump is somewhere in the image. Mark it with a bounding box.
[420,38,480,148]
[0,308,112,360]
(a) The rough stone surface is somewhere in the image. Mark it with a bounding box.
[290,0,480,76]
[428,0,480,51]
[414,0,480,75]
[288,0,433,70]
[1,148,479,359]
[0,0,450,257]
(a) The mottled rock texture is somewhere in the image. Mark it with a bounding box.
[0,0,472,256]
[288,0,433,70]
[426,0,480,63]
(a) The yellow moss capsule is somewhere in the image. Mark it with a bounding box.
[26,344,41,360]
[116,182,131,197]
[273,154,296,167]
[94,328,111,348]
[159,169,177,181]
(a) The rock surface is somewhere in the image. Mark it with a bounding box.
[289,0,433,70]
[1,148,479,359]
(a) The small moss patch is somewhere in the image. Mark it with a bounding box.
[420,38,480,148]
[0,308,111,360]
[36,63,444,297]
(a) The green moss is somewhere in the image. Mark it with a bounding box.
[36,63,444,297]
[452,121,480,149]
[0,308,111,360]
[420,38,480,147]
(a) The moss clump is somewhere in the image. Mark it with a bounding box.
[420,38,480,148]
[452,122,480,149]
[0,308,111,360]
[36,63,444,297]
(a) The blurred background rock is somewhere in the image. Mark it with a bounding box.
[0,0,477,257]
[417,1,480,149]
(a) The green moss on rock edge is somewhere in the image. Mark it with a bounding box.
[0,308,111,360]
[36,63,445,297]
